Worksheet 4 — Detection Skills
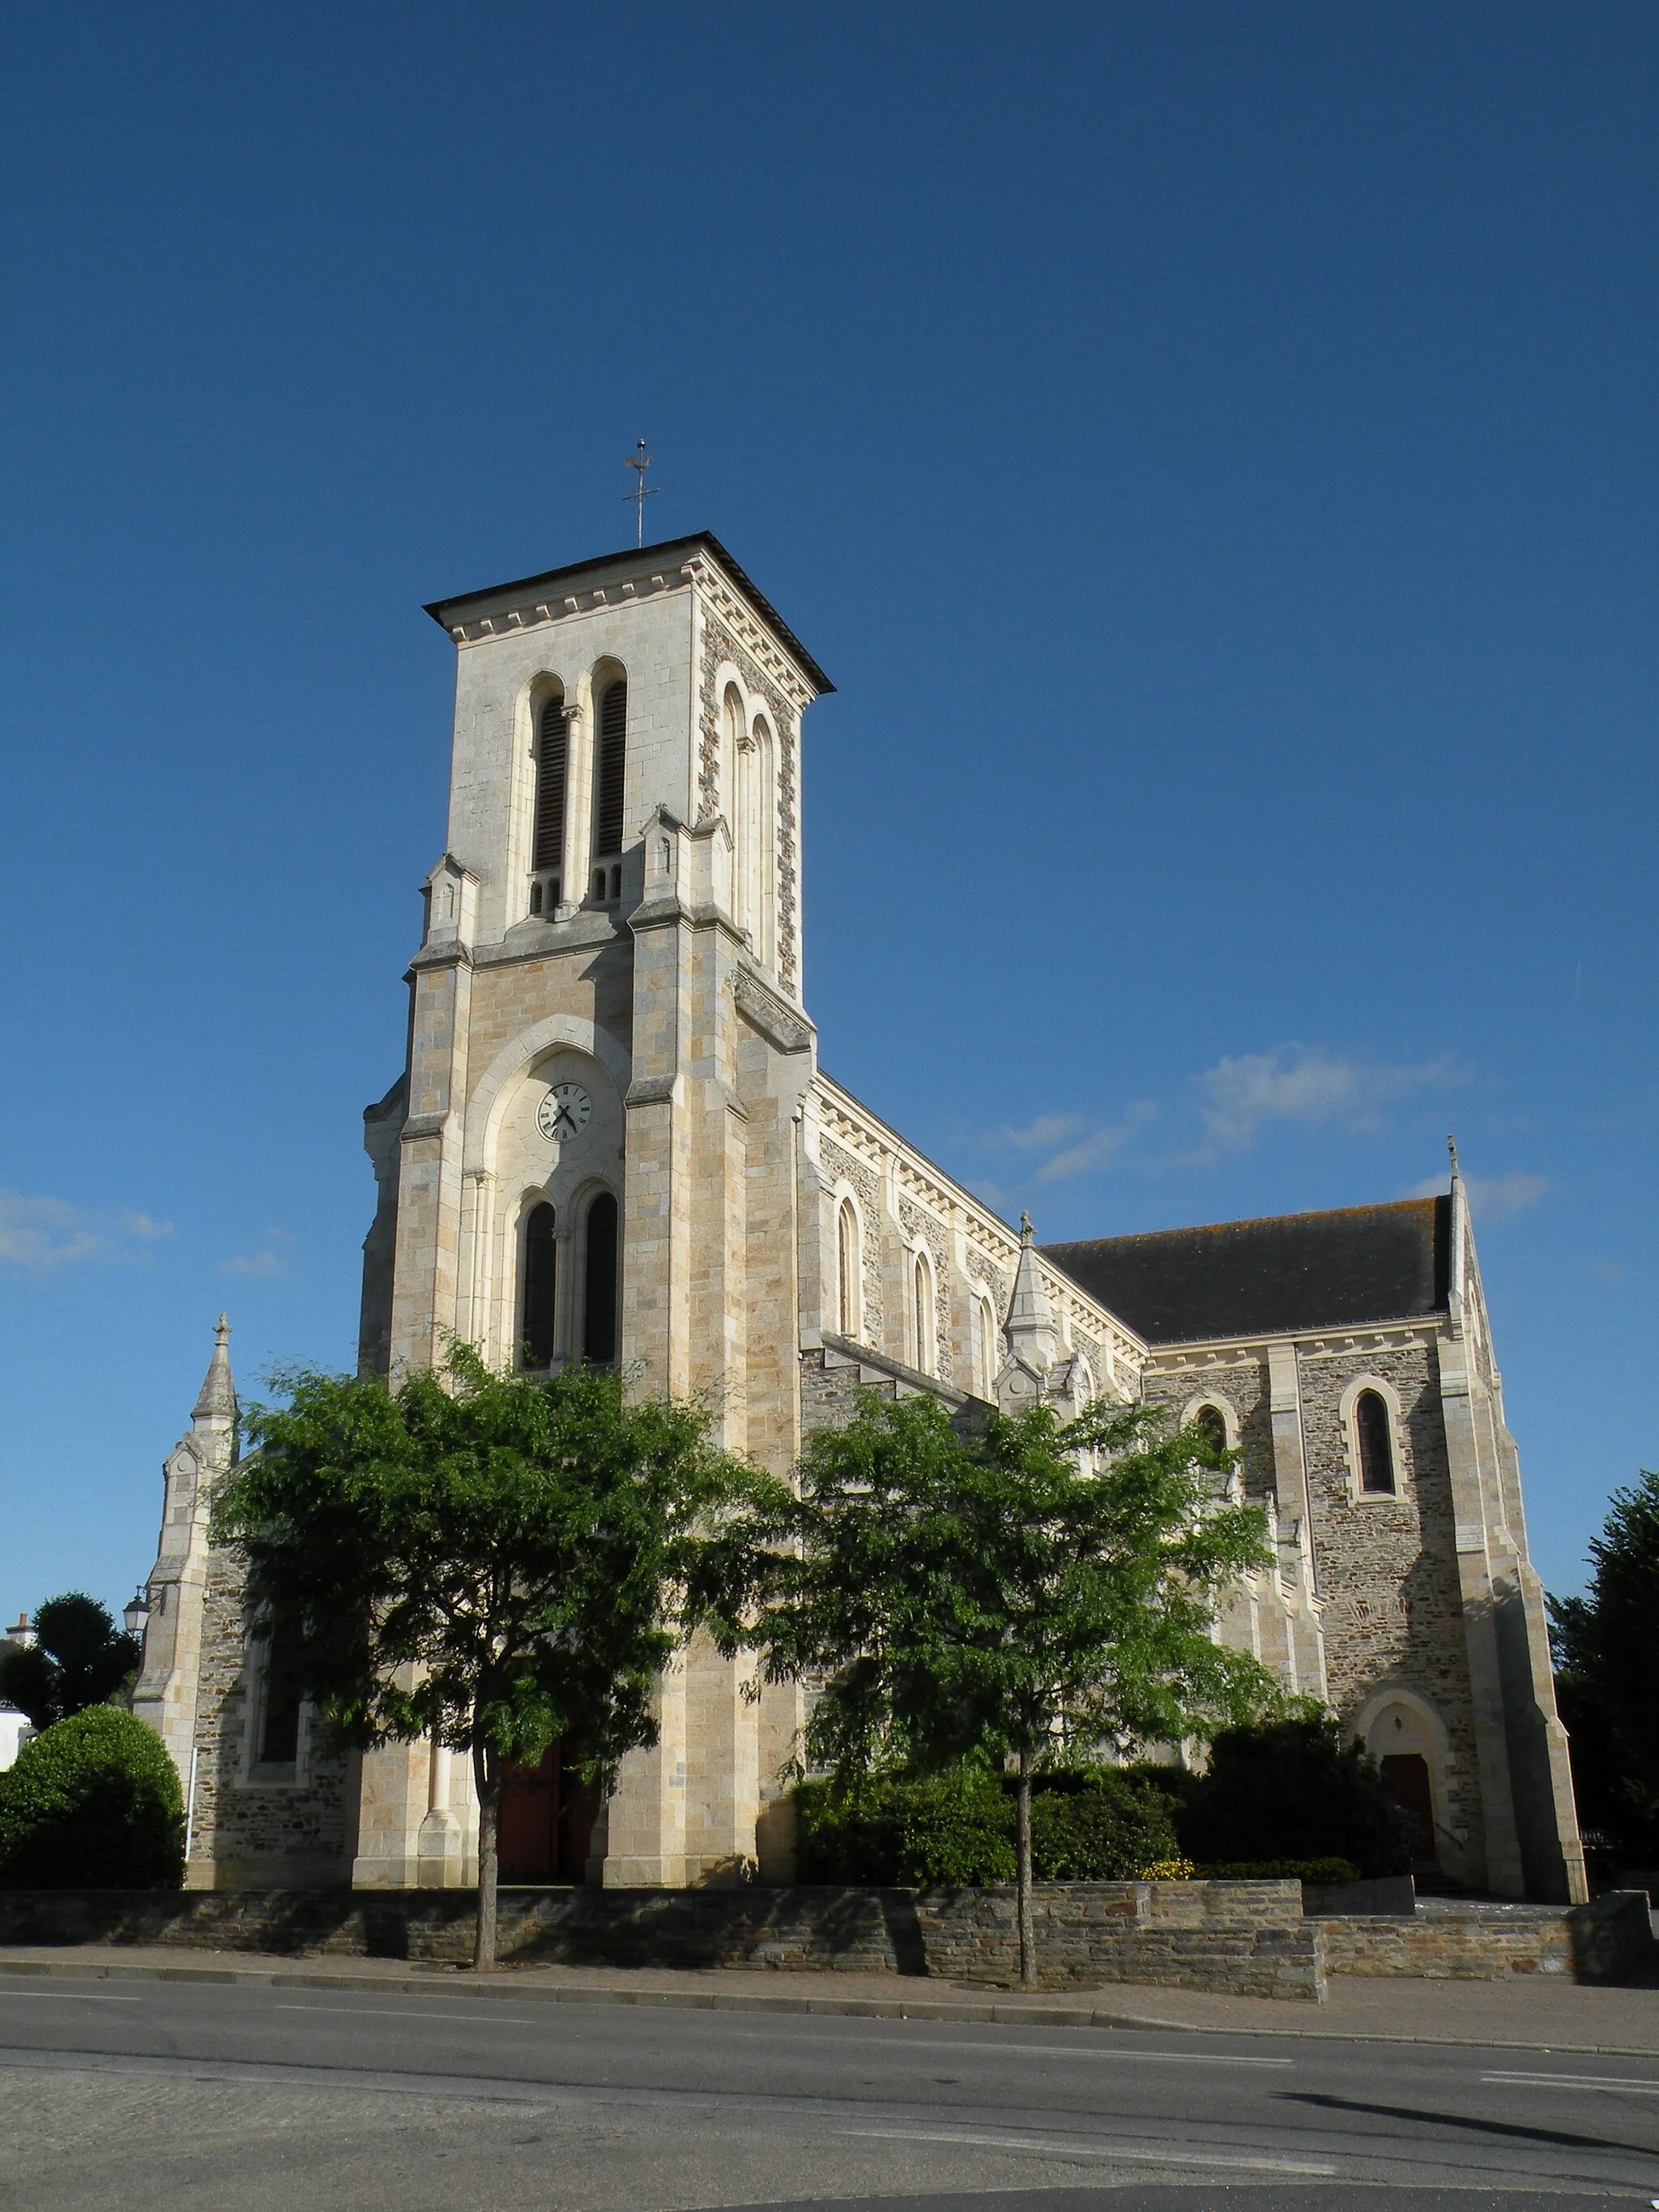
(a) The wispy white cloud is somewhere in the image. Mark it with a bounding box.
[992,1111,1090,1153]
[1196,1046,1465,1155]
[120,1210,174,1241]
[1035,1102,1160,1183]
[0,1189,174,1270]
[1407,1170,1553,1225]
[221,1248,285,1279]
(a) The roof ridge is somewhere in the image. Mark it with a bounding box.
[1043,1195,1440,1251]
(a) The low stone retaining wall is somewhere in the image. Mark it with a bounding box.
[1320,1890,1653,1982]
[0,1881,1326,2002]
[1303,1875,1416,1917]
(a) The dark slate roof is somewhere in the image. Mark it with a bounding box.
[423,531,834,696]
[1043,1197,1451,1346]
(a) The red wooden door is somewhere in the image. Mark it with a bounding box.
[497,1742,598,1884]
[497,1745,559,1883]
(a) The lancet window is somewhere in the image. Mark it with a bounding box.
[529,690,568,917]
[837,1200,860,1338]
[592,676,627,877]
[1355,1389,1397,1494]
[521,1202,557,1369]
[582,1191,619,1363]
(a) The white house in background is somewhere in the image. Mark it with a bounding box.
[0,1709,31,1771]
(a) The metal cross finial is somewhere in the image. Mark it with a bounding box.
[624,440,658,548]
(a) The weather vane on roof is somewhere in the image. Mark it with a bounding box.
[624,440,659,547]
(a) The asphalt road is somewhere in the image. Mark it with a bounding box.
[3,1973,1659,2210]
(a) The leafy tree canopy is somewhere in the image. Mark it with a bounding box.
[1550,1469,1659,1853]
[211,1347,762,1966]
[701,1390,1280,1982]
[0,1593,141,1731]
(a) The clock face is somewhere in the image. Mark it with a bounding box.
[537,1082,591,1143]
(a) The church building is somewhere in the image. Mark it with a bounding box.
[133,533,1586,1903]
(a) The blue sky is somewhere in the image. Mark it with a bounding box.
[2,3,1653,1620]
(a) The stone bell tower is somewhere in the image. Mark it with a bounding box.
[352,533,832,1886]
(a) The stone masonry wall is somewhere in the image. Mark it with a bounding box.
[1297,1339,1482,1856]
[1319,1893,1651,1983]
[0,1881,1324,2001]
[186,1549,352,1882]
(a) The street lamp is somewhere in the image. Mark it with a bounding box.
[123,1588,150,1639]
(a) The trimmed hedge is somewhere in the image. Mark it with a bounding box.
[795,1767,1180,1886]
[0,1708,184,1889]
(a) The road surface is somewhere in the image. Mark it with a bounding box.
[3,1970,1658,2209]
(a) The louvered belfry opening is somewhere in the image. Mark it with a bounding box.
[533,693,568,874]
[521,1202,557,1368]
[593,677,627,865]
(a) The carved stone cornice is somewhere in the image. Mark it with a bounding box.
[732,966,812,1055]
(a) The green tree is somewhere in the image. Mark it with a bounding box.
[211,1348,760,1968]
[1550,1469,1659,1855]
[0,1593,142,1730]
[1177,1711,1413,1877]
[0,1707,184,1888]
[702,1392,1279,1985]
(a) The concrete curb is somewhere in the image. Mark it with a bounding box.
[3,1953,1657,2056]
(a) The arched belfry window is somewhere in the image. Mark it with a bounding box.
[837,1200,859,1338]
[530,692,568,914]
[1355,1389,1397,1494]
[593,678,627,863]
[583,1191,619,1363]
[912,1251,933,1375]
[521,1202,557,1369]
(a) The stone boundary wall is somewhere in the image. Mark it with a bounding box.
[0,1881,1324,2002]
[1319,1890,1653,1982]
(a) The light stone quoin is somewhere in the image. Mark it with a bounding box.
[135,531,1586,1906]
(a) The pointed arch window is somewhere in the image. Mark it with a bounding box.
[974,1296,997,1401]
[751,715,776,967]
[1192,1404,1228,1456]
[837,1200,859,1338]
[1355,1389,1397,1494]
[530,692,568,914]
[912,1250,934,1376]
[582,1191,619,1363]
[521,1202,557,1369]
[593,677,627,862]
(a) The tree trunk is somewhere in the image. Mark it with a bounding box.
[472,1736,501,1972]
[1015,1749,1035,1988]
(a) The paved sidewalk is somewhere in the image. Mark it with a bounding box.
[2,1942,1657,2054]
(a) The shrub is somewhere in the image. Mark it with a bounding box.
[1029,1773,1181,1880]
[795,1766,1183,1886]
[1194,1856,1361,1884]
[1176,1715,1413,1879]
[0,1708,184,1889]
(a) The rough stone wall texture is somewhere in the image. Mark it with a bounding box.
[186,1549,351,1882]
[819,1136,885,1346]
[1298,1342,1481,1839]
[0,1882,1323,2001]
[1319,1893,1651,1983]
[1141,1354,1277,1505]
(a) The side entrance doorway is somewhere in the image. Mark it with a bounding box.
[1380,1750,1439,1873]
[497,1742,600,1884]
